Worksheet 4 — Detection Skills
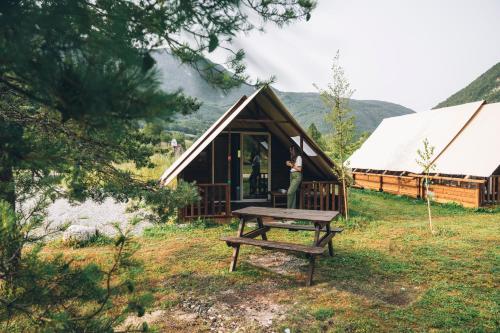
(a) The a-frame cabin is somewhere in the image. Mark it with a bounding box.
[160,86,344,220]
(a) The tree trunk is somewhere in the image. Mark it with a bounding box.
[342,178,348,219]
[0,158,20,287]
[0,161,15,210]
[425,179,433,234]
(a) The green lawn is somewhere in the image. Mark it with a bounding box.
[47,189,500,332]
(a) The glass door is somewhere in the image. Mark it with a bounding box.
[241,133,270,200]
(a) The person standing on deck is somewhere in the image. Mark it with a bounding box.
[286,146,302,208]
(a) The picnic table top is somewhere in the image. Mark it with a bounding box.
[232,206,339,223]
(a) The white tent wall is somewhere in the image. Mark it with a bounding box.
[434,102,500,177]
[348,101,484,174]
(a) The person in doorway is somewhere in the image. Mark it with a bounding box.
[249,150,261,196]
[286,146,302,208]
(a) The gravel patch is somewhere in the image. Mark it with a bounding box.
[45,198,153,237]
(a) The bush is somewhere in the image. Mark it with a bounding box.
[313,307,334,321]
[0,200,151,332]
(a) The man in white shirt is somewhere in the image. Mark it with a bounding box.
[286,146,302,208]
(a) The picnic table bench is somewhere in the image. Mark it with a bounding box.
[220,207,341,286]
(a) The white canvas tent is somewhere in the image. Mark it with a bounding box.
[348,100,500,178]
[349,100,500,207]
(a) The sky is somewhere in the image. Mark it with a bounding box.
[210,0,500,111]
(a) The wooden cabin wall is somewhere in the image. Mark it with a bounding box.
[213,135,228,183]
[270,133,331,191]
[181,145,211,184]
[492,165,500,176]
[270,134,290,191]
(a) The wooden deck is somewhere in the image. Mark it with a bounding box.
[180,180,343,221]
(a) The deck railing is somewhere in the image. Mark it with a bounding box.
[299,181,342,212]
[481,175,500,206]
[180,183,231,220]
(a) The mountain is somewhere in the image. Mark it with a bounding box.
[153,50,414,135]
[435,62,500,108]
[275,91,414,134]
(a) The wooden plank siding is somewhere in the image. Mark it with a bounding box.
[353,173,420,197]
[428,184,481,208]
[353,171,499,208]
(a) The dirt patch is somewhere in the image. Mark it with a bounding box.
[334,282,422,307]
[247,252,309,275]
[155,280,290,332]
[380,286,418,306]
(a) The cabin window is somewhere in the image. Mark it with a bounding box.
[291,136,317,157]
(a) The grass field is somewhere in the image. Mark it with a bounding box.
[46,189,499,332]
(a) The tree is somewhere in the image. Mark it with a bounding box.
[0,0,316,330]
[307,122,327,150]
[314,51,360,219]
[416,138,436,234]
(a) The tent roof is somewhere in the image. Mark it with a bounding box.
[348,100,498,177]
[160,86,336,185]
[434,102,500,177]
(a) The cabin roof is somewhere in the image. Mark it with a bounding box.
[349,100,500,178]
[160,86,336,185]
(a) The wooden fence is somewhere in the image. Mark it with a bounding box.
[481,175,500,206]
[299,181,343,212]
[180,183,231,220]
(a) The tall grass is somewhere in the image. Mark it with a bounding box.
[119,153,174,181]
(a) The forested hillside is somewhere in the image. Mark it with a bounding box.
[435,62,500,108]
[154,50,414,135]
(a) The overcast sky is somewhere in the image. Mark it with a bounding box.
[211,0,500,111]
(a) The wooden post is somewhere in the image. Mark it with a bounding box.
[211,141,215,184]
[256,216,268,241]
[229,217,246,272]
[326,223,334,257]
[307,255,316,287]
[227,128,232,198]
[225,184,231,216]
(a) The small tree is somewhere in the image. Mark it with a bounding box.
[307,123,327,150]
[416,138,436,234]
[314,51,360,219]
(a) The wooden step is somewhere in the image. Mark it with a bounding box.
[263,222,344,233]
[220,236,324,255]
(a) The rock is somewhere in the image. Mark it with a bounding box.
[119,309,167,331]
[62,225,98,244]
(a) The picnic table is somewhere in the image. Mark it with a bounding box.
[220,207,342,286]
